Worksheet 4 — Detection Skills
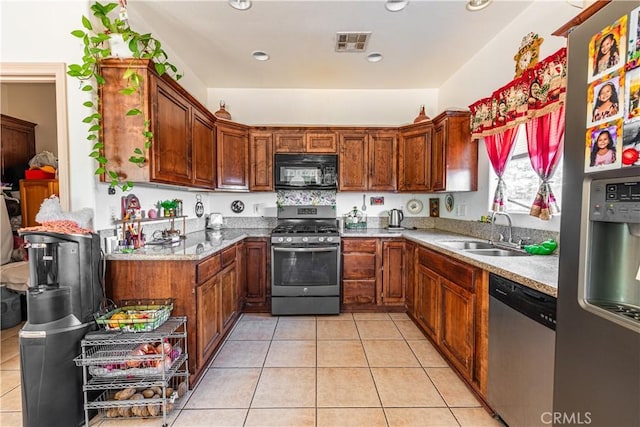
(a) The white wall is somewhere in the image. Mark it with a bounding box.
[1,83,58,156]
[438,0,579,232]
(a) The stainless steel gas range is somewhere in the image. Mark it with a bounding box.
[270,205,340,315]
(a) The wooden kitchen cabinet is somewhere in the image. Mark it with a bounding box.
[274,129,337,153]
[99,59,217,189]
[341,238,380,308]
[249,131,273,191]
[305,131,337,153]
[1,114,36,183]
[411,245,488,396]
[341,238,405,310]
[19,179,59,227]
[106,243,242,387]
[338,130,396,192]
[398,122,433,191]
[431,110,477,192]
[243,238,270,312]
[381,239,405,306]
[216,121,249,191]
[274,131,305,152]
[404,241,416,314]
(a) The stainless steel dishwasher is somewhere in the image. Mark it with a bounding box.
[488,273,556,427]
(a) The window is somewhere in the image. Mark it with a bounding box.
[490,124,563,213]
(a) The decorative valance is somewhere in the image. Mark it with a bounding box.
[469,47,567,139]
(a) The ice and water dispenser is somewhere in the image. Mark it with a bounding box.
[583,177,640,332]
[19,231,103,427]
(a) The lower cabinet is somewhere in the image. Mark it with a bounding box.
[411,245,488,396]
[341,237,405,310]
[19,179,59,227]
[242,238,271,312]
[106,243,241,387]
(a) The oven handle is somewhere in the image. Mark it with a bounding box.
[272,246,339,253]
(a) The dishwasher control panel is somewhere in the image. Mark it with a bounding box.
[489,273,557,330]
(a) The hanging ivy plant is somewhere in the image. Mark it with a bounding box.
[67,1,182,191]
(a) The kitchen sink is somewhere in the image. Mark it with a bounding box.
[465,248,529,257]
[440,240,495,250]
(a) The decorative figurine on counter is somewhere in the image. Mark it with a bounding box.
[121,194,141,220]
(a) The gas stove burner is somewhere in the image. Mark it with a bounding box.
[272,224,339,235]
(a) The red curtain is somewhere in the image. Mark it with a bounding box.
[484,126,520,212]
[525,106,565,220]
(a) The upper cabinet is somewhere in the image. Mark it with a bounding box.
[432,110,477,192]
[100,59,217,189]
[216,121,249,191]
[398,122,433,192]
[274,129,337,153]
[249,130,273,191]
[338,130,396,192]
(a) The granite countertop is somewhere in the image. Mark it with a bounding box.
[343,228,559,297]
[107,226,558,298]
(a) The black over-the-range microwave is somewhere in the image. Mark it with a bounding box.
[274,154,338,190]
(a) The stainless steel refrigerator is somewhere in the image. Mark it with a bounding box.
[556,2,640,426]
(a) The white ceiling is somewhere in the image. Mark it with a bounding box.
[128,0,535,89]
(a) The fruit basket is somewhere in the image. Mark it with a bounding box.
[94,299,174,332]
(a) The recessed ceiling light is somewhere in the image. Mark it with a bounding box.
[466,0,492,11]
[252,50,270,61]
[367,53,383,63]
[228,0,251,11]
[385,0,409,12]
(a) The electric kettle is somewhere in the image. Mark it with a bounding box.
[388,209,404,228]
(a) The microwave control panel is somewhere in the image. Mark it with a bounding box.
[590,178,640,223]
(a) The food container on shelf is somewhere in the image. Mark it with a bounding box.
[94,299,174,332]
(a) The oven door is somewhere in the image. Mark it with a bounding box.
[271,245,340,297]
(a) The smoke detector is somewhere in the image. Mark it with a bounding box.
[335,32,371,52]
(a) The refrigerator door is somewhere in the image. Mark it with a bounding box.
[556,2,640,426]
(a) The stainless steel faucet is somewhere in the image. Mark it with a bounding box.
[490,211,513,245]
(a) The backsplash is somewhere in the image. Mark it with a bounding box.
[276,190,336,206]
[434,218,560,246]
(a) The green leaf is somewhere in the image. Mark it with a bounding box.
[144,141,152,149]
[126,181,134,188]
[133,148,143,155]
[92,142,104,150]
[126,109,142,116]
[81,85,93,92]
[143,131,153,138]
[154,62,166,76]
[89,151,100,158]
[83,101,94,108]
[81,16,93,31]
[71,29,86,38]
[97,156,107,164]
[87,134,97,141]
[119,87,136,96]
[129,156,144,164]
[95,167,106,175]
[95,75,106,85]
[82,116,94,123]
[108,170,119,179]
[89,125,101,132]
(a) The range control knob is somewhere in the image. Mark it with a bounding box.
[286,237,292,243]
[302,237,309,242]
[277,237,284,243]
[327,236,334,242]
[318,237,325,242]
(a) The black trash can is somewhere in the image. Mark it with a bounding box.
[1,287,21,329]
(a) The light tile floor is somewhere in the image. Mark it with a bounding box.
[0,314,503,426]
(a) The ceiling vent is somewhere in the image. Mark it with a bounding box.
[335,32,371,52]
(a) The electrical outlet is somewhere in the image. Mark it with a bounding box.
[456,203,467,217]
[108,187,116,195]
[370,196,384,205]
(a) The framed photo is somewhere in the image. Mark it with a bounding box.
[622,119,640,167]
[587,73,623,127]
[628,6,640,67]
[584,120,623,173]
[625,65,640,122]
[429,198,440,218]
[588,15,627,83]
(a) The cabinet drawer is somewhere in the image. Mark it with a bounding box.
[418,247,477,291]
[342,238,377,253]
[197,254,221,283]
[221,245,236,267]
[342,253,376,280]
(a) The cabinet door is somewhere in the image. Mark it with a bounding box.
[1,115,36,180]
[216,123,249,190]
[368,131,397,191]
[338,132,368,191]
[341,238,379,306]
[416,265,440,342]
[192,108,216,189]
[398,125,432,191]
[404,241,416,314]
[19,179,59,227]
[305,131,337,153]
[196,274,221,371]
[382,240,405,306]
[431,120,446,191]
[244,239,269,307]
[249,131,273,191]
[220,263,238,331]
[440,277,475,378]
[274,132,305,152]
[152,78,192,185]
